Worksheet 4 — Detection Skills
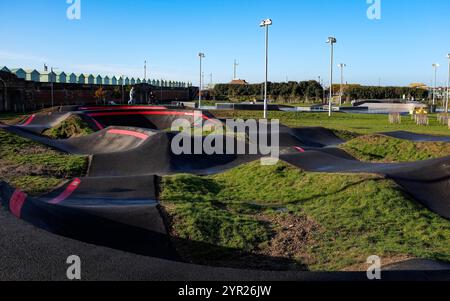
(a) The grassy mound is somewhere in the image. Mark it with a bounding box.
[160,161,450,271]
[42,115,94,139]
[0,129,88,195]
[341,134,450,162]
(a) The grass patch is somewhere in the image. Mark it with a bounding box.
[42,115,94,139]
[212,110,450,136]
[0,129,88,195]
[341,134,450,162]
[161,161,450,271]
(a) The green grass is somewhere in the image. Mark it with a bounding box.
[212,110,450,137]
[341,134,450,162]
[9,176,64,195]
[161,161,450,271]
[42,115,94,139]
[0,129,88,195]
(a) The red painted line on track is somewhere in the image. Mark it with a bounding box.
[79,106,167,111]
[294,146,305,153]
[48,178,82,205]
[21,115,36,126]
[9,189,27,218]
[86,111,220,124]
[90,118,104,130]
[107,129,149,140]
[87,111,198,117]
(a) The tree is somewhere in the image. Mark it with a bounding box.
[95,87,108,103]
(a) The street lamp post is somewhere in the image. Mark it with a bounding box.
[121,75,124,104]
[260,18,272,119]
[338,63,346,106]
[50,67,58,108]
[432,63,440,107]
[198,53,205,109]
[327,37,337,117]
[446,54,450,113]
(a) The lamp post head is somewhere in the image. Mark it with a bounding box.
[198,53,205,58]
[327,37,337,44]
[433,63,440,68]
[338,63,346,68]
[447,54,450,60]
[260,19,273,27]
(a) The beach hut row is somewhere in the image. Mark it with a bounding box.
[0,67,191,88]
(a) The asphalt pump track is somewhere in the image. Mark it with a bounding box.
[1,106,450,280]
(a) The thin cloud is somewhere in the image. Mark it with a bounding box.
[0,50,49,63]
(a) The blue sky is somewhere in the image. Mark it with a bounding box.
[0,0,449,86]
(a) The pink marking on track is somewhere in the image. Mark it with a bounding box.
[9,189,27,218]
[79,106,168,111]
[90,118,104,130]
[21,115,36,126]
[107,129,149,140]
[294,146,305,153]
[86,111,221,125]
[48,178,81,205]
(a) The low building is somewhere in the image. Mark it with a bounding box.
[229,79,249,85]
[57,72,67,83]
[95,75,103,85]
[11,68,27,80]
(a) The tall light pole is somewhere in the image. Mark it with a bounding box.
[432,63,440,106]
[233,60,239,80]
[260,18,272,119]
[144,60,147,82]
[121,75,124,104]
[198,52,205,108]
[338,63,346,106]
[50,67,58,108]
[446,54,450,113]
[327,37,337,117]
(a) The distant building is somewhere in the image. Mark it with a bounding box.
[1,66,187,88]
[95,75,103,85]
[229,79,249,85]
[26,69,40,82]
[77,74,86,84]
[68,73,77,84]
[39,71,57,83]
[11,68,27,80]
[57,72,67,83]
[85,74,95,85]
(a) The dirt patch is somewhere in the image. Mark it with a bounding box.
[161,204,320,271]
[0,161,46,178]
[256,212,320,267]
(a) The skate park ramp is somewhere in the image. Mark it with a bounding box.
[2,106,450,280]
[280,151,450,219]
[16,112,73,134]
[88,131,262,176]
[1,125,157,155]
[85,109,217,131]
[0,176,178,260]
[383,131,450,142]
